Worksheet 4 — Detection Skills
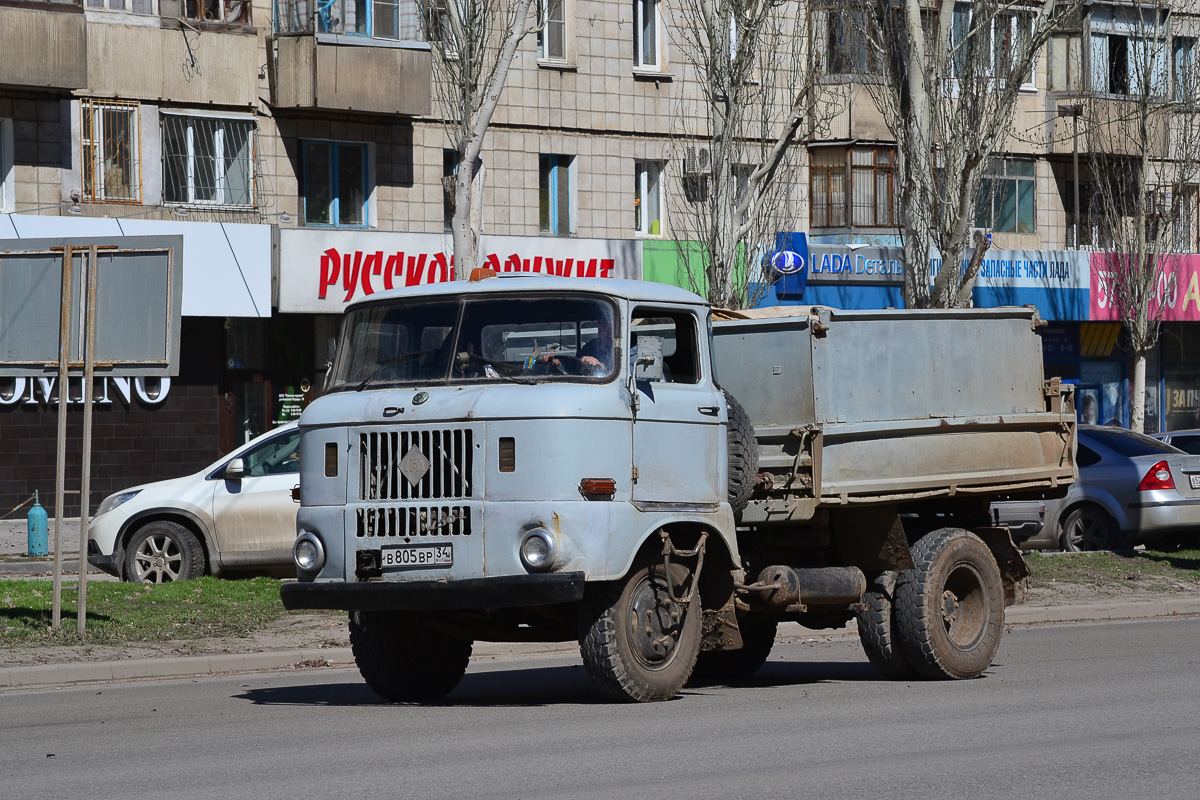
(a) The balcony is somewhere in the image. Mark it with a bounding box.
[269,0,431,116]
[0,2,87,91]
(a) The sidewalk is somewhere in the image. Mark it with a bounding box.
[3,597,1198,691]
[0,518,105,577]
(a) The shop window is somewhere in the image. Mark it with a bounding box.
[0,118,12,213]
[162,114,255,209]
[539,154,574,236]
[274,0,415,37]
[976,158,1035,233]
[538,0,567,61]
[302,141,369,227]
[811,146,896,228]
[633,0,663,70]
[634,160,663,235]
[81,99,141,204]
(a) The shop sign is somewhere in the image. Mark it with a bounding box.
[808,245,904,284]
[1091,252,1200,322]
[960,250,1090,321]
[0,376,171,408]
[278,230,643,314]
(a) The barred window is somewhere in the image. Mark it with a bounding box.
[162,114,255,208]
[810,146,896,228]
[82,99,141,204]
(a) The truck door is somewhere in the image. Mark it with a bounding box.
[629,307,723,507]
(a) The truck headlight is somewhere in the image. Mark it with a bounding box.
[294,531,326,574]
[519,529,557,572]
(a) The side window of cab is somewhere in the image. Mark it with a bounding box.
[629,308,700,384]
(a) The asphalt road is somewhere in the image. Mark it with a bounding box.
[2,618,1198,800]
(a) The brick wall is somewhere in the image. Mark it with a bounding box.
[0,318,224,518]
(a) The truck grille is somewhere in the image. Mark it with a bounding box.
[356,505,473,538]
[359,428,474,501]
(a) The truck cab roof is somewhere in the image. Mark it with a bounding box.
[344,274,710,310]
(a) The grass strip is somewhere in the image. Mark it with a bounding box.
[1024,547,1200,588]
[0,576,290,647]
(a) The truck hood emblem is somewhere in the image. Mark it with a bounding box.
[413,391,429,405]
[399,445,432,486]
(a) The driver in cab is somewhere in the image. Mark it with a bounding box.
[536,314,614,377]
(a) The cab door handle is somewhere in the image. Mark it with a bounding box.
[698,406,720,416]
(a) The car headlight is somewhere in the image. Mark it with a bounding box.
[294,531,326,574]
[519,528,557,573]
[96,490,141,516]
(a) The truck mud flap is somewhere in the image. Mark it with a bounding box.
[280,572,587,612]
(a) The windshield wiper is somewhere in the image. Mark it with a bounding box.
[355,348,438,392]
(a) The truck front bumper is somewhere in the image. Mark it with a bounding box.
[280,571,587,612]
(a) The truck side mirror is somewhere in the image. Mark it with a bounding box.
[225,458,246,480]
[634,335,665,382]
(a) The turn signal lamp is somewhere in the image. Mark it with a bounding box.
[580,478,617,497]
[1137,460,1176,491]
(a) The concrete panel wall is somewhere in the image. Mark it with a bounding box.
[0,7,87,90]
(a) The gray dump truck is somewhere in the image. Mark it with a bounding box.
[281,275,1076,703]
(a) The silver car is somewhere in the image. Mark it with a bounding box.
[87,423,301,583]
[1151,429,1200,455]
[992,426,1200,551]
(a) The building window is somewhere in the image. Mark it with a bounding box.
[818,6,874,75]
[1097,33,1169,97]
[302,141,368,227]
[538,0,566,61]
[1048,33,1083,91]
[86,0,157,14]
[0,118,12,213]
[539,154,573,236]
[810,146,896,228]
[275,0,416,38]
[1175,37,1196,104]
[81,99,141,204]
[443,148,458,232]
[634,161,662,235]
[162,114,255,208]
[633,0,663,70]
[183,0,251,22]
[976,158,1035,233]
[950,4,1034,86]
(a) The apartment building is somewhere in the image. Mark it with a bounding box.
[3,0,1200,511]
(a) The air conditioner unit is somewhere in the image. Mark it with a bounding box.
[683,146,712,176]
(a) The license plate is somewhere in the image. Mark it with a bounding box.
[1190,475,1200,490]
[381,543,453,570]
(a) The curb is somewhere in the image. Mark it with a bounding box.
[3,598,1199,690]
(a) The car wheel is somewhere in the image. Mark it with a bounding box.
[123,520,206,583]
[1060,506,1118,552]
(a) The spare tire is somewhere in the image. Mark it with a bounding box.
[723,389,759,515]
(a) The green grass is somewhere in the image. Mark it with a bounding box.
[0,576,291,647]
[1025,548,1200,589]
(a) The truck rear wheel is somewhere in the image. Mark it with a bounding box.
[894,528,1004,680]
[691,614,777,684]
[857,573,918,680]
[723,389,759,515]
[349,610,473,703]
[578,560,701,702]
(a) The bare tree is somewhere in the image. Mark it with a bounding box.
[1082,1,1200,431]
[865,0,1080,307]
[668,0,833,310]
[421,0,539,275]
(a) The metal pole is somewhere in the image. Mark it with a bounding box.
[51,246,74,631]
[77,246,99,635]
[1073,110,1081,249]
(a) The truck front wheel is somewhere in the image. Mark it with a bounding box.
[894,528,1004,680]
[578,561,701,702]
[349,610,473,703]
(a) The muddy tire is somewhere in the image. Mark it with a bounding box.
[349,610,473,703]
[691,614,777,684]
[894,528,1004,680]
[1060,505,1119,552]
[123,520,205,584]
[723,389,759,515]
[578,560,701,702]
[857,573,919,680]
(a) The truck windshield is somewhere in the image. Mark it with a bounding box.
[327,294,619,391]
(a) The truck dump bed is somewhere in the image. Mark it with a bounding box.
[712,306,1075,521]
